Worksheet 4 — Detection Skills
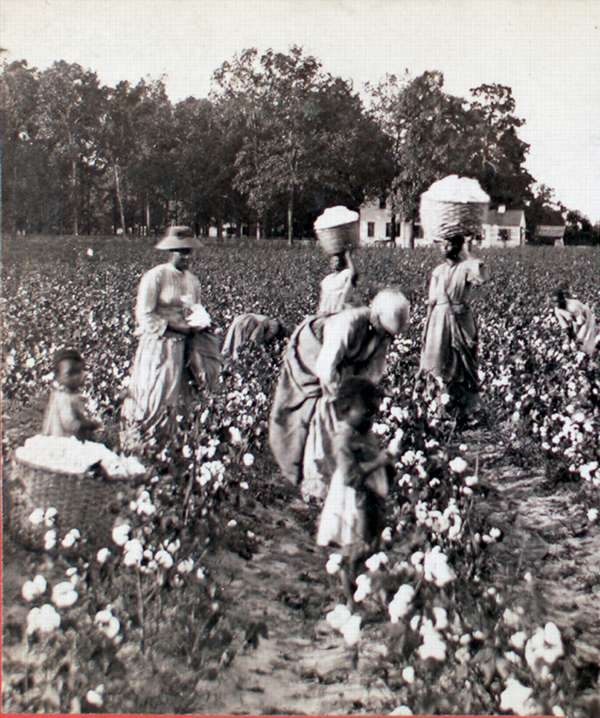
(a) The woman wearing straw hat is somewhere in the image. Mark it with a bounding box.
[121,226,222,449]
[417,233,489,425]
[269,289,410,501]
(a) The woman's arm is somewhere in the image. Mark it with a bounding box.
[135,269,171,335]
[345,250,358,285]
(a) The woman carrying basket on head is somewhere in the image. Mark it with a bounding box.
[315,207,359,315]
[121,226,222,450]
[416,177,490,425]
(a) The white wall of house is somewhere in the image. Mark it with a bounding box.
[360,199,393,243]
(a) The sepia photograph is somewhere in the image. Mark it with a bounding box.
[1,0,599,715]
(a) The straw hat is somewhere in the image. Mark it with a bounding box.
[155,226,201,251]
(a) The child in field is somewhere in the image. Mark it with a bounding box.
[42,348,102,440]
[222,313,289,360]
[316,376,392,606]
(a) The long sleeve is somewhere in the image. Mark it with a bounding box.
[135,269,168,335]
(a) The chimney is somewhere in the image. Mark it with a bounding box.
[498,204,506,213]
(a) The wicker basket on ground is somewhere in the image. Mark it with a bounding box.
[8,457,138,552]
[419,175,489,241]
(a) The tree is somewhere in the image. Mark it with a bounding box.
[367,71,480,244]
[467,83,534,207]
[0,58,43,236]
[213,46,386,243]
[36,61,105,235]
[525,183,565,240]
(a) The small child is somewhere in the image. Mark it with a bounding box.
[42,348,102,440]
[316,376,392,606]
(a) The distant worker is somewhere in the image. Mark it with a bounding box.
[222,313,289,360]
[552,287,598,356]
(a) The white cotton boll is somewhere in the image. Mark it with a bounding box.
[28,508,45,525]
[552,706,565,716]
[341,614,362,646]
[365,552,388,572]
[326,553,343,575]
[410,551,424,567]
[155,549,174,569]
[449,456,468,474]
[61,529,80,548]
[22,581,38,602]
[86,690,104,707]
[500,678,538,715]
[177,559,194,574]
[242,453,255,467]
[229,427,243,445]
[44,530,57,550]
[417,623,446,661]
[388,584,415,623]
[401,666,415,684]
[390,706,413,715]
[353,574,372,603]
[112,523,131,546]
[27,604,61,635]
[503,608,521,628]
[94,609,120,640]
[510,631,527,650]
[123,539,143,567]
[51,581,78,608]
[423,546,456,587]
[326,604,352,631]
[381,526,393,543]
[465,475,479,487]
[186,303,212,329]
[587,508,598,522]
[433,606,448,631]
[96,548,111,564]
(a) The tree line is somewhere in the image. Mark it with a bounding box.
[1,45,597,243]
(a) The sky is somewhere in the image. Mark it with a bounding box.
[3,0,600,221]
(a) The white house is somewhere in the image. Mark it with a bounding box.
[359,198,422,248]
[480,206,526,247]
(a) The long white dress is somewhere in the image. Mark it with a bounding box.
[121,263,202,448]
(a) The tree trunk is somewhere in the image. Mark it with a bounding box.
[71,159,79,236]
[399,218,415,249]
[287,191,294,246]
[145,195,151,234]
[256,220,261,240]
[217,219,223,239]
[113,164,126,236]
[11,146,18,239]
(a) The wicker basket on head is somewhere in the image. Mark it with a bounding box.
[8,457,137,552]
[315,221,360,256]
[419,175,489,241]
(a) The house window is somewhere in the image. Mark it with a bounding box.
[379,197,386,210]
[367,222,375,238]
[385,222,392,238]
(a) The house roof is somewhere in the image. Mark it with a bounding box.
[485,209,525,227]
[536,225,565,238]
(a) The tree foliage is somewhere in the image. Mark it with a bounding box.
[0,48,590,240]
